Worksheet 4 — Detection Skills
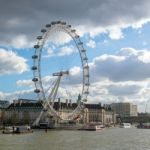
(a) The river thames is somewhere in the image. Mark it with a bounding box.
[0,128,149,150]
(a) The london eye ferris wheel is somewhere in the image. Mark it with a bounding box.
[31,21,89,125]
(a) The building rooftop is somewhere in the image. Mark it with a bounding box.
[6,101,112,111]
[0,100,10,108]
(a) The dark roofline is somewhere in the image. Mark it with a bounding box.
[6,101,112,111]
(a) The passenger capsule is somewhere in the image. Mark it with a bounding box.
[37,36,42,40]
[82,99,87,102]
[34,45,40,49]
[31,66,37,70]
[71,29,76,32]
[83,57,88,61]
[51,21,56,25]
[34,89,40,93]
[43,108,48,112]
[84,91,89,94]
[45,24,51,28]
[32,55,38,59]
[81,49,86,52]
[32,78,38,82]
[67,25,71,28]
[75,35,80,39]
[61,22,66,25]
[85,74,89,77]
[56,21,61,24]
[85,83,90,86]
[84,65,89,69]
[41,29,47,33]
[78,42,83,45]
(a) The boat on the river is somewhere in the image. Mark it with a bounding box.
[79,123,105,131]
[137,123,150,129]
[2,125,33,134]
[120,123,131,128]
[2,126,14,134]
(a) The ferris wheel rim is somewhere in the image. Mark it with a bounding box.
[32,21,89,120]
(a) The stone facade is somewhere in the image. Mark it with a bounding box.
[0,100,10,125]
[83,104,115,125]
[2,100,116,126]
[111,102,138,117]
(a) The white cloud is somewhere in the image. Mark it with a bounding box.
[56,85,82,101]
[76,25,107,38]
[43,48,54,58]
[137,51,150,63]
[0,89,37,101]
[0,91,6,99]
[118,47,137,56]
[47,48,54,56]
[76,20,149,40]
[70,66,81,76]
[86,40,96,48]
[87,80,150,112]
[11,35,33,49]
[131,18,150,29]
[119,48,150,63]
[90,48,150,82]
[58,46,75,56]
[43,46,76,58]
[108,27,124,40]
[83,47,150,112]
[107,83,142,96]
[16,75,54,88]
[0,48,28,75]
[16,79,33,87]
[47,31,72,46]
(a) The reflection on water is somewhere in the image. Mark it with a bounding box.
[0,128,150,150]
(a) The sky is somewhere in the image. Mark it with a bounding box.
[0,0,150,112]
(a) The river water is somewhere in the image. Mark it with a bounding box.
[0,128,149,150]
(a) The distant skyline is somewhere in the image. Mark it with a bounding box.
[0,0,150,112]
